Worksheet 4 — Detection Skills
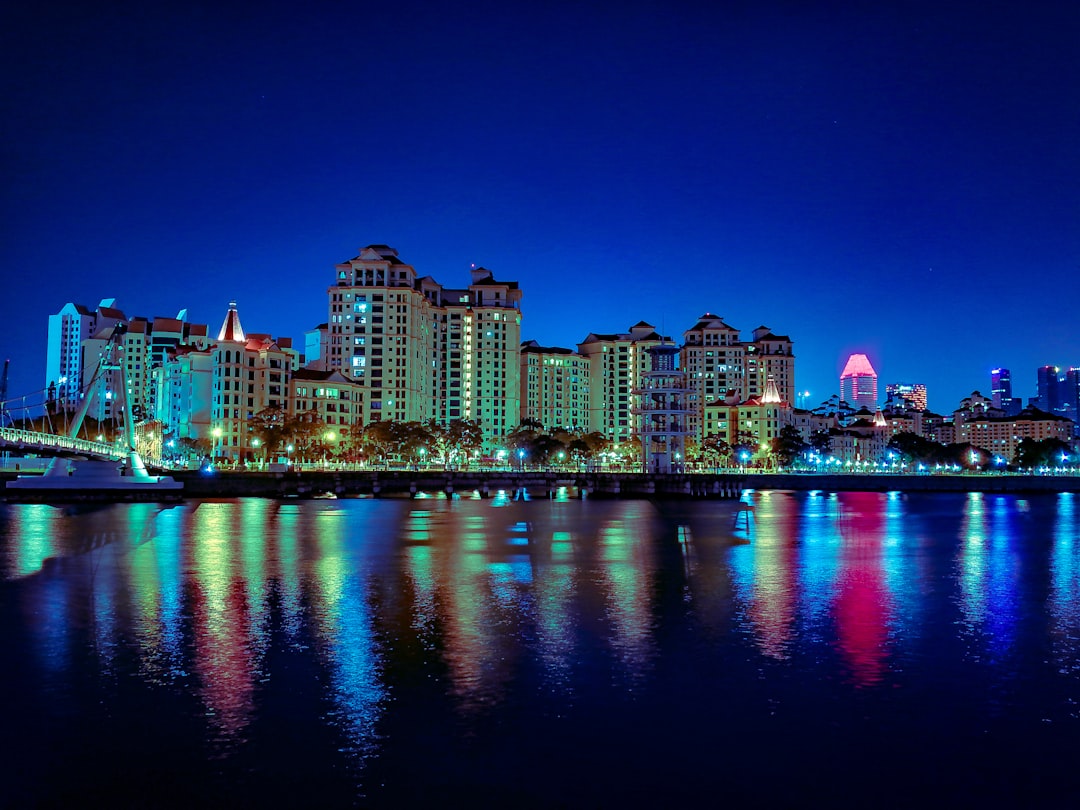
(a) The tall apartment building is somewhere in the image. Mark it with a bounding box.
[578,322,665,444]
[745,326,795,403]
[840,353,878,410]
[680,315,795,441]
[325,245,522,445]
[519,341,590,431]
[46,299,126,412]
[210,303,299,460]
[681,314,744,440]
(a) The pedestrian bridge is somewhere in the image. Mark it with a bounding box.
[0,426,124,460]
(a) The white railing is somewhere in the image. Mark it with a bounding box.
[0,426,124,459]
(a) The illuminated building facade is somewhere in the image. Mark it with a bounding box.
[290,369,364,455]
[884,382,927,412]
[326,245,522,446]
[46,299,126,413]
[681,315,795,441]
[745,326,795,404]
[210,303,299,461]
[519,341,590,431]
[634,342,691,473]
[578,322,665,444]
[840,353,878,410]
[680,314,744,440]
[990,367,1020,415]
[702,379,794,451]
[956,406,1074,461]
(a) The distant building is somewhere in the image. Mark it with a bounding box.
[839,353,878,410]
[46,299,126,413]
[956,406,1074,461]
[519,341,590,431]
[1037,365,1064,414]
[990,367,1021,415]
[325,245,522,446]
[634,342,692,473]
[885,382,927,412]
[680,314,795,441]
[578,322,666,445]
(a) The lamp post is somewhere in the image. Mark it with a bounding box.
[518,449,526,470]
[286,443,294,470]
[212,426,223,463]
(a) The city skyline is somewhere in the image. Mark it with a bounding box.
[3,2,1079,412]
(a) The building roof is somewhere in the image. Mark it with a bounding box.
[217,301,245,342]
[293,368,352,383]
[840,353,877,378]
[521,340,576,355]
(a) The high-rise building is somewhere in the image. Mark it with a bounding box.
[210,302,299,461]
[325,245,522,445]
[745,326,795,404]
[990,367,1022,415]
[578,322,665,444]
[680,314,744,440]
[46,299,126,413]
[519,341,590,431]
[634,342,691,473]
[885,382,927,412]
[1036,365,1062,414]
[839,353,878,410]
[680,316,796,441]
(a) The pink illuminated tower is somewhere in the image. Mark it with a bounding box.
[840,353,878,410]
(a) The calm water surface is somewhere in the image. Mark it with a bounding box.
[3,490,1080,806]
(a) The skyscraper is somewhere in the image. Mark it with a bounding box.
[991,367,1021,416]
[885,382,927,412]
[1036,365,1063,414]
[840,353,878,410]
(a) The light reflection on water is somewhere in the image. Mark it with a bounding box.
[4,492,1080,802]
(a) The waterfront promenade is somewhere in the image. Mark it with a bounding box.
[4,467,1080,500]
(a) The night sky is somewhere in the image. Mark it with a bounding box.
[3,1,1078,414]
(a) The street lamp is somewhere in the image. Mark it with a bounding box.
[518,449,526,469]
[212,426,223,462]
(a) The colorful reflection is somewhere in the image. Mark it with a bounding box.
[188,501,262,742]
[8,489,1080,794]
[956,493,1021,663]
[1049,493,1080,676]
[730,492,799,660]
[308,504,384,757]
[831,492,894,687]
[596,503,658,680]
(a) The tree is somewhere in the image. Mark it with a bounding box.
[249,406,288,460]
[444,419,484,464]
[809,430,833,456]
[887,431,944,464]
[1014,437,1071,469]
[771,425,808,467]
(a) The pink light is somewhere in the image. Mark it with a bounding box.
[840,353,876,378]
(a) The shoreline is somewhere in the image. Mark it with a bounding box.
[3,468,1080,502]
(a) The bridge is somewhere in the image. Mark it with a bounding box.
[1,324,151,466]
[0,425,125,460]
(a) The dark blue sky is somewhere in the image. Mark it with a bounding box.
[3,0,1078,414]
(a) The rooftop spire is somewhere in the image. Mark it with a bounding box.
[762,376,782,404]
[217,300,245,342]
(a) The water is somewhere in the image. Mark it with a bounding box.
[3,490,1080,806]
